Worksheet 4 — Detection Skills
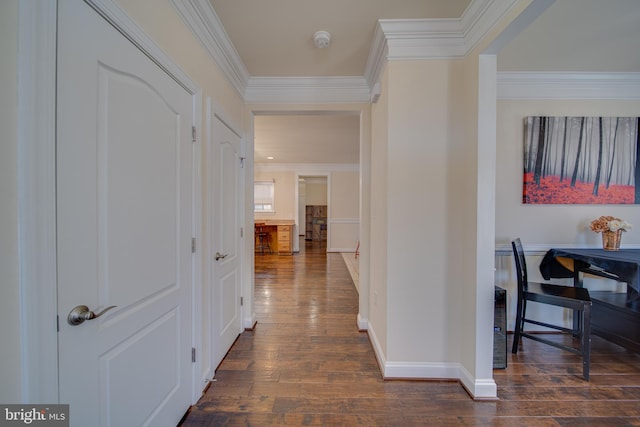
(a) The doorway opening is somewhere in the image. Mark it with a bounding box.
[298,176,328,244]
[250,110,365,331]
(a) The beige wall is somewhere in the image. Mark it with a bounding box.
[496,99,640,330]
[331,172,358,218]
[305,182,327,205]
[329,171,359,251]
[254,171,297,221]
[447,52,479,375]
[370,56,481,368]
[497,99,640,247]
[369,64,389,359]
[0,0,21,403]
[384,59,462,362]
[367,1,535,389]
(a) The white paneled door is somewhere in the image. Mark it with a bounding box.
[210,115,243,369]
[56,1,194,425]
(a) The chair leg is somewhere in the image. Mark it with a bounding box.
[572,307,583,337]
[582,304,592,381]
[512,297,523,354]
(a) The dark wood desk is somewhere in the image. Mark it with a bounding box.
[540,248,640,352]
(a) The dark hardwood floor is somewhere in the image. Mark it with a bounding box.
[180,238,640,426]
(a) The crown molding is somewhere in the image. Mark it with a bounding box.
[378,18,467,61]
[461,0,521,54]
[170,0,248,98]
[364,18,464,88]
[245,76,371,104]
[498,72,640,100]
[171,0,520,103]
[364,0,518,89]
[255,163,359,173]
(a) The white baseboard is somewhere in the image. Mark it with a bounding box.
[366,323,386,374]
[383,361,460,380]
[366,323,497,400]
[458,365,498,400]
[243,313,257,330]
[357,313,368,331]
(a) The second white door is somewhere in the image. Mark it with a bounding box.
[210,115,243,369]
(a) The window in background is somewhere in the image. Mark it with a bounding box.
[254,181,275,212]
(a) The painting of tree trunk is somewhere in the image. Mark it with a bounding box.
[523,116,639,204]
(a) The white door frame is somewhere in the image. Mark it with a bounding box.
[17,0,203,404]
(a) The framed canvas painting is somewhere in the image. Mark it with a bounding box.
[523,116,640,204]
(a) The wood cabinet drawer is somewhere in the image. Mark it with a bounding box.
[278,243,290,252]
[278,231,290,242]
[276,225,292,254]
[277,226,291,240]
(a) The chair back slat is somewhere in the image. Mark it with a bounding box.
[511,238,529,293]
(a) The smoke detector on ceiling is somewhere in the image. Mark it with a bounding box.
[313,31,331,48]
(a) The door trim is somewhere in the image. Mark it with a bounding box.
[18,0,202,403]
[17,0,58,403]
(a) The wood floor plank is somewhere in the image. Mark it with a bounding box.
[180,239,640,426]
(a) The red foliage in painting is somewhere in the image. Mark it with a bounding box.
[523,173,635,204]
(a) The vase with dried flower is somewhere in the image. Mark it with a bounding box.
[590,215,632,251]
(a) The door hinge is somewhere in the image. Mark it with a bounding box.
[240,157,245,168]
[192,126,196,142]
[240,297,243,306]
[192,347,196,363]
[240,227,243,238]
[56,315,59,332]
[191,237,196,253]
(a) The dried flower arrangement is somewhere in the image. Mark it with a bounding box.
[590,215,632,233]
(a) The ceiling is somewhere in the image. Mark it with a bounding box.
[209,0,471,77]
[253,113,360,164]
[204,0,640,164]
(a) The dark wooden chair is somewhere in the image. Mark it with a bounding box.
[255,223,272,254]
[511,238,592,380]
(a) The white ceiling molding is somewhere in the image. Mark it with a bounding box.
[172,0,518,103]
[498,72,640,100]
[170,0,249,98]
[364,0,518,91]
[255,163,359,173]
[377,18,467,61]
[245,77,371,104]
[460,0,521,54]
[363,23,388,90]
